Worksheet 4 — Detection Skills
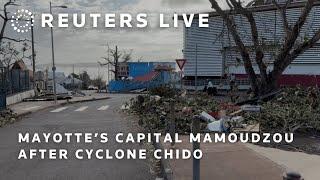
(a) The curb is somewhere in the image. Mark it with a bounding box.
[15,97,111,118]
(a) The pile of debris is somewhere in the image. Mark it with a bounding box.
[0,109,17,127]
[126,86,320,135]
[126,86,220,134]
[244,87,320,133]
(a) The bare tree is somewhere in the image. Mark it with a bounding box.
[0,0,29,44]
[0,41,18,68]
[208,0,320,95]
[99,45,133,80]
[0,41,31,69]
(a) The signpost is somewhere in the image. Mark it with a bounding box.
[176,59,187,90]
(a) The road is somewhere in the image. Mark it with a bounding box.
[0,94,154,180]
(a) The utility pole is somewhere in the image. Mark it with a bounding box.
[49,2,68,104]
[72,64,75,90]
[195,44,198,92]
[31,22,36,91]
[50,2,57,104]
[107,45,110,83]
[115,45,118,80]
[193,116,201,180]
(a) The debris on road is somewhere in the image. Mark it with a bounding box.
[125,86,220,133]
[23,94,72,102]
[207,120,225,132]
[121,104,131,110]
[200,111,216,123]
[0,109,17,127]
[244,87,320,133]
[241,105,262,112]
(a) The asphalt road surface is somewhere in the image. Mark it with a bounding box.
[0,94,154,180]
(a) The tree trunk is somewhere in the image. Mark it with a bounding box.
[114,46,119,80]
[260,78,279,95]
[0,19,7,44]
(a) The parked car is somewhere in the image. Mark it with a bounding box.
[88,85,98,90]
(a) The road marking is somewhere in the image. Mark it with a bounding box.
[50,107,68,113]
[75,106,88,112]
[22,106,40,111]
[98,105,110,111]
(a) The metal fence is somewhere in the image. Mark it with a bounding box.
[0,68,7,110]
[0,68,32,110]
[6,69,31,95]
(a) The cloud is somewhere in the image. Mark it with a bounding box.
[160,0,208,7]
[2,0,217,80]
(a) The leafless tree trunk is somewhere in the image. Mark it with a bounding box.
[209,0,320,95]
[0,0,29,44]
[99,45,132,81]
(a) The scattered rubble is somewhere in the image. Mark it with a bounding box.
[23,94,72,102]
[244,87,320,133]
[125,86,320,141]
[0,109,18,127]
[126,87,220,133]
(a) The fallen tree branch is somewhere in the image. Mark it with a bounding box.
[2,37,31,42]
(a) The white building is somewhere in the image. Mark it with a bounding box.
[181,1,320,87]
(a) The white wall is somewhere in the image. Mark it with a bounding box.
[183,18,224,77]
[183,5,320,77]
[6,90,35,106]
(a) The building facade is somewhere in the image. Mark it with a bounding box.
[182,1,320,87]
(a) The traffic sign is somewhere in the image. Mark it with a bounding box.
[176,59,187,70]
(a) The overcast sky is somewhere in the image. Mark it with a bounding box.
[1,0,223,66]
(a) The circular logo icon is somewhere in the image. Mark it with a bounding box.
[11,9,34,33]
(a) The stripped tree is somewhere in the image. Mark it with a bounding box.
[208,0,320,95]
[99,45,132,80]
[0,0,29,44]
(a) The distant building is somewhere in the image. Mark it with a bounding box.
[7,60,32,94]
[115,62,176,79]
[181,1,320,88]
[117,62,129,79]
[108,61,176,92]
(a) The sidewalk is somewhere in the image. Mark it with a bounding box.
[246,143,320,180]
[8,92,110,116]
[163,135,284,180]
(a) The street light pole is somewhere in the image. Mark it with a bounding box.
[195,44,198,92]
[49,2,68,104]
[49,2,57,104]
[31,17,36,92]
[107,44,110,84]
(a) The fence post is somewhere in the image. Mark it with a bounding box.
[192,115,201,180]
[169,100,176,147]
[10,70,13,94]
[18,70,21,92]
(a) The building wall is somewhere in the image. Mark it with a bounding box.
[6,89,35,106]
[183,4,320,78]
[117,63,129,78]
[128,62,154,78]
[183,18,224,77]
[128,62,175,78]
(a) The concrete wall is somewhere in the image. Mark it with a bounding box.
[6,90,35,106]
